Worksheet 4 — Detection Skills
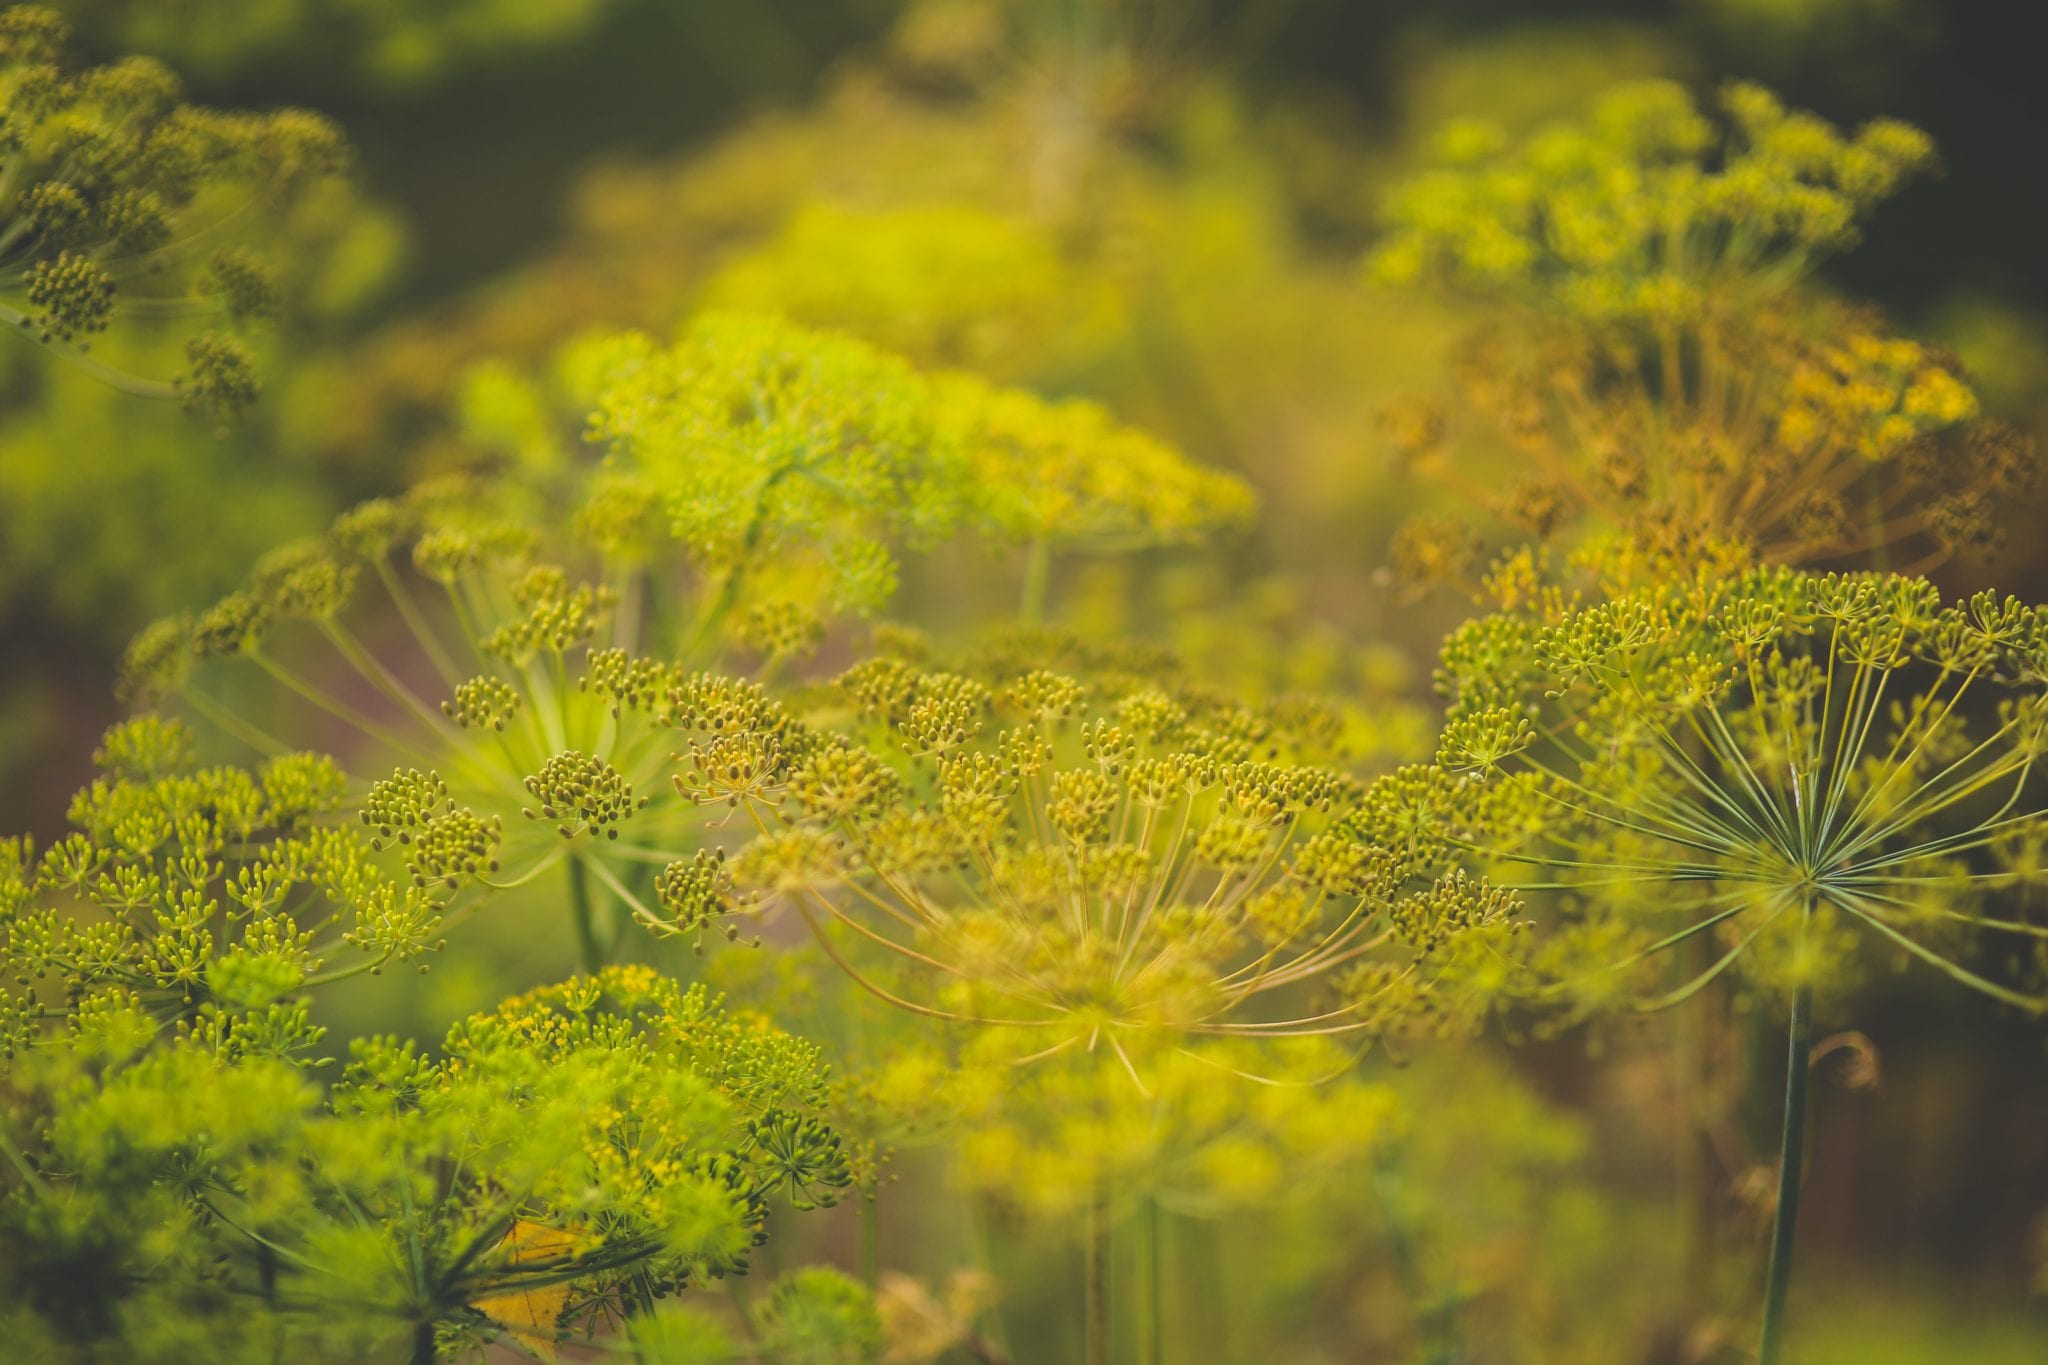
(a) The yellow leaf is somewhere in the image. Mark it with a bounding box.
[473,1219,580,1363]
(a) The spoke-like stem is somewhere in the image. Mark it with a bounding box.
[374,558,465,689]
[0,303,180,396]
[1759,976,1813,1365]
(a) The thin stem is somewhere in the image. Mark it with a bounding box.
[971,1195,1019,1363]
[1759,974,1814,1365]
[582,855,667,940]
[0,303,180,397]
[250,652,434,765]
[1675,933,1713,1324]
[374,558,465,690]
[1019,536,1053,625]
[0,1130,46,1193]
[568,856,605,974]
[411,1318,437,1365]
[1085,1188,1110,1365]
[1143,1196,1164,1365]
[175,684,290,756]
[1374,1150,1460,1364]
[858,1183,880,1290]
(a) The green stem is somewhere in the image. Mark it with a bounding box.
[971,1195,1019,1361]
[1142,1197,1163,1365]
[1085,1189,1110,1365]
[0,303,180,398]
[610,864,646,962]
[410,1319,437,1365]
[1759,978,1814,1365]
[373,558,464,690]
[859,1182,880,1289]
[1019,536,1052,626]
[683,465,794,660]
[1865,477,1891,575]
[568,856,605,973]
[1374,1150,1460,1364]
[0,1130,46,1193]
[1676,937,1714,1322]
[727,1275,764,1349]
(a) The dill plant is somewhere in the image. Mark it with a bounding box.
[699,201,1104,380]
[1371,79,2036,586]
[20,306,1234,1357]
[14,22,2037,1357]
[0,5,350,419]
[121,311,1251,979]
[0,8,394,687]
[671,639,1524,1360]
[91,302,1428,1360]
[1428,547,2048,1360]
[0,719,862,1361]
[722,650,1520,1055]
[297,0,1435,582]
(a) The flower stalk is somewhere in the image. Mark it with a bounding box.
[1760,971,1815,1365]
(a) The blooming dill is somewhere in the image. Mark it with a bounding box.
[0,5,350,417]
[1426,546,2048,1360]
[117,312,1252,977]
[680,652,1523,1080]
[0,944,860,1360]
[1370,79,2036,588]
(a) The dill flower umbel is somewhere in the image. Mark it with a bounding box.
[1436,559,2048,1015]
[472,311,1255,620]
[0,5,350,416]
[121,313,1252,973]
[702,200,1101,377]
[693,651,1522,1073]
[1,711,861,1360]
[654,636,1508,1363]
[1371,78,1933,327]
[1428,552,2048,1361]
[1391,302,2034,581]
[1,714,454,1060]
[1370,79,2035,583]
[121,482,810,972]
[0,954,857,1360]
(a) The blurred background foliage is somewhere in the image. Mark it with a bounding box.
[5,0,2048,1359]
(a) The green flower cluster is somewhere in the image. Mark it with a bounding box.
[2,714,450,1058]
[1372,79,2037,588]
[1411,535,2048,1363]
[0,715,862,1359]
[473,312,1253,623]
[1432,552,2048,1019]
[1370,79,1932,323]
[679,646,1522,1075]
[0,5,350,418]
[15,39,2044,1361]
[110,308,1263,1057]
